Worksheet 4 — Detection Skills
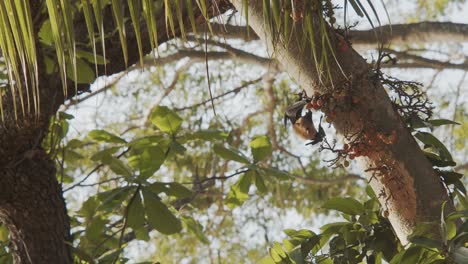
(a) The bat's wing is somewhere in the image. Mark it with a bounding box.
[306,115,326,146]
[284,100,308,126]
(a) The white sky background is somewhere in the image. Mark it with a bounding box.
[62,1,468,263]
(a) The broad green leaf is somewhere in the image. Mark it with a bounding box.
[100,155,133,178]
[181,216,209,244]
[150,106,183,134]
[67,139,84,149]
[76,49,108,65]
[423,151,456,167]
[97,248,124,263]
[183,130,228,141]
[128,146,166,179]
[88,129,126,144]
[250,135,272,162]
[128,135,165,149]
[127,190,150,241]
[86,217,108,242]
[398,246,423,264]
[322,197,364,215]
[453,246,468,264]
[409,236,442,249]
[213,144,250,164]
[254,173,267,193]
[96,186,133,212]
[71,245,95,264]
[284,229,316,242]
[415,132,452,161]
[142,189,182,235]
[225,171,253,208]
[78,196,99,219]
[90,146,121,161]
[127,191,145,231]
[427,119,460,127]
[167,141,187,157]
[38,19,53,45]
[257,256,276,264]
[63,149,84,161]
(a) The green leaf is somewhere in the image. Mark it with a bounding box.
[427,119,460,127]
[213,144,250,164]
[105,156,133,178]
[90,146,121,161]
[71,245,96,264]
[225,171,253,208]
[96,187,133,212]
[150,106,183,134]
[142,189,182,235]
[38,19,53,45]
[322,197,364,215]
[415,132,452,161]
[181,216,209,244]
[128,191,150,241]
[78,196,99,219]
[183,129,228,141]
[453,246,468,264]
[409,236,442,249]
[250,135,272,162]
[89,129,126,144]
[254,173,267,193]
[66,57,95,84]
[128,146,166,179]
[284,229,316,240]
[399,246,423,264]
[423,151,456,167]
[76,49,108,65]
[86,217,108,242]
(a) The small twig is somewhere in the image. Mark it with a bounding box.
[114,185,141,263]
[63,148,130,192]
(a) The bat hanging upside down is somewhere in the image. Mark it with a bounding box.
[284,99,325,145]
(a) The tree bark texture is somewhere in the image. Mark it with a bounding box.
[0,155,72,263]
[229,0,453,244]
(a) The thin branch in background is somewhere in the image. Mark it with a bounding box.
[175,77,262,111]
[115,185,141,263]
[180,168,250,185]
[63,148,130,192]
[204,24,217,116]
[426,69,442,90]
[382,48,468,70]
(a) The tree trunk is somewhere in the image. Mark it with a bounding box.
[229,0,453,244]
[0,154,72,263]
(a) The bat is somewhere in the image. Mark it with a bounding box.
[284,100,326,145]
[306,115,325,145]
[284,100,308,126]
[293,110,317,140]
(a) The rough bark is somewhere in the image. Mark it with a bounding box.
[229,0,453,244]
[0,155,72,263]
